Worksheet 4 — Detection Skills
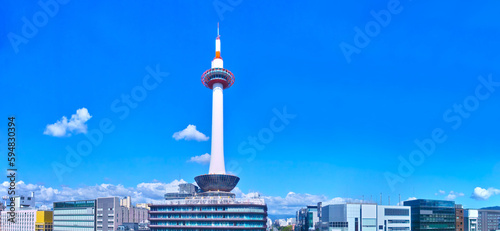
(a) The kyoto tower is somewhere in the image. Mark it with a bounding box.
[195,24,239,196]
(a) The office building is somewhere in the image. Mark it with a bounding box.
[377,205,411,231]
[457,205,464,231]
[121,197,132,209]
[316,203,410,231]
[0,192,51,231]
[120,206,148,224]
[464,209,478,231]
[1,209,37,231]
[96,197,122,231]
[36,211,54,231]
[53,199,97,231]
[403,199,455,231]
[149,197,267,230]
[477,209,500,231]
[297,206,318,231]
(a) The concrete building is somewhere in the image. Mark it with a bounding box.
[297,206,318,231]
[13,192,36,208]
[121,197,132,209]
[53,199,97,231]
[477,209,500,231]
[403,199,456,231]
[164,183,200,200]
[96,197,122,231]
[377,205,411,231]
[35,211,54,231]
[54,197,146,231]
[464,209,478,231]
[149,197,267,230]
[119,206,148,224]
[0,192,50,231]
[457,205,465,231]
[0,208,37,231]
[135,204,150,210]
[317,203,377,231]
[315,203,411,231]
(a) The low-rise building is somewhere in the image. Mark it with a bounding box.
[315,203,411,231]
[35,211,54,231]
[53,199,97,231]
[403,199,456,231]
[0,208,37,231]
[297,206,318,231]
[477,209,500,231]
[377,205,411,231]
[465,209,478,231]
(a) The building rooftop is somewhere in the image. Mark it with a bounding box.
[150,198,266,206]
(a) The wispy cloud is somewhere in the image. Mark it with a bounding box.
[44,108,92,137]
[173,125,209,141]
[471,187,500,200]
[435,190,446,195]
[445,191,465,200]
[188,153,211,165]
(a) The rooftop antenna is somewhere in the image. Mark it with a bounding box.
[217,22,220,37]
[388,196,391,205]
[380,193,382,205]
[399,194,401,206]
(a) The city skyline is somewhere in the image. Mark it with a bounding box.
[1,1,500,216]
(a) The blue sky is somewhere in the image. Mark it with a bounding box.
[1,0,500,215]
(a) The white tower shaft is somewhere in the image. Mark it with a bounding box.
[209,82,225,174]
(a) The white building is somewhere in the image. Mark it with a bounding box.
[0,208,37,231]
[465,209,479,231]
[377,205,411,231]
[318,203,411,231]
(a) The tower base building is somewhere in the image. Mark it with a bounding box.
[149,197,267,231]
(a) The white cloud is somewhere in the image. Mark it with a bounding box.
[471,187,500,200]
[445,191,465,201]
[188,153,211,165]
[436,190,445,195]
[233,189,361,215]
[0,180,186,209]
[44,108,92,137]
[173,125,209,141]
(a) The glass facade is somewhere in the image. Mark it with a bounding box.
[53,200,96,231]
[404,199,456,231]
